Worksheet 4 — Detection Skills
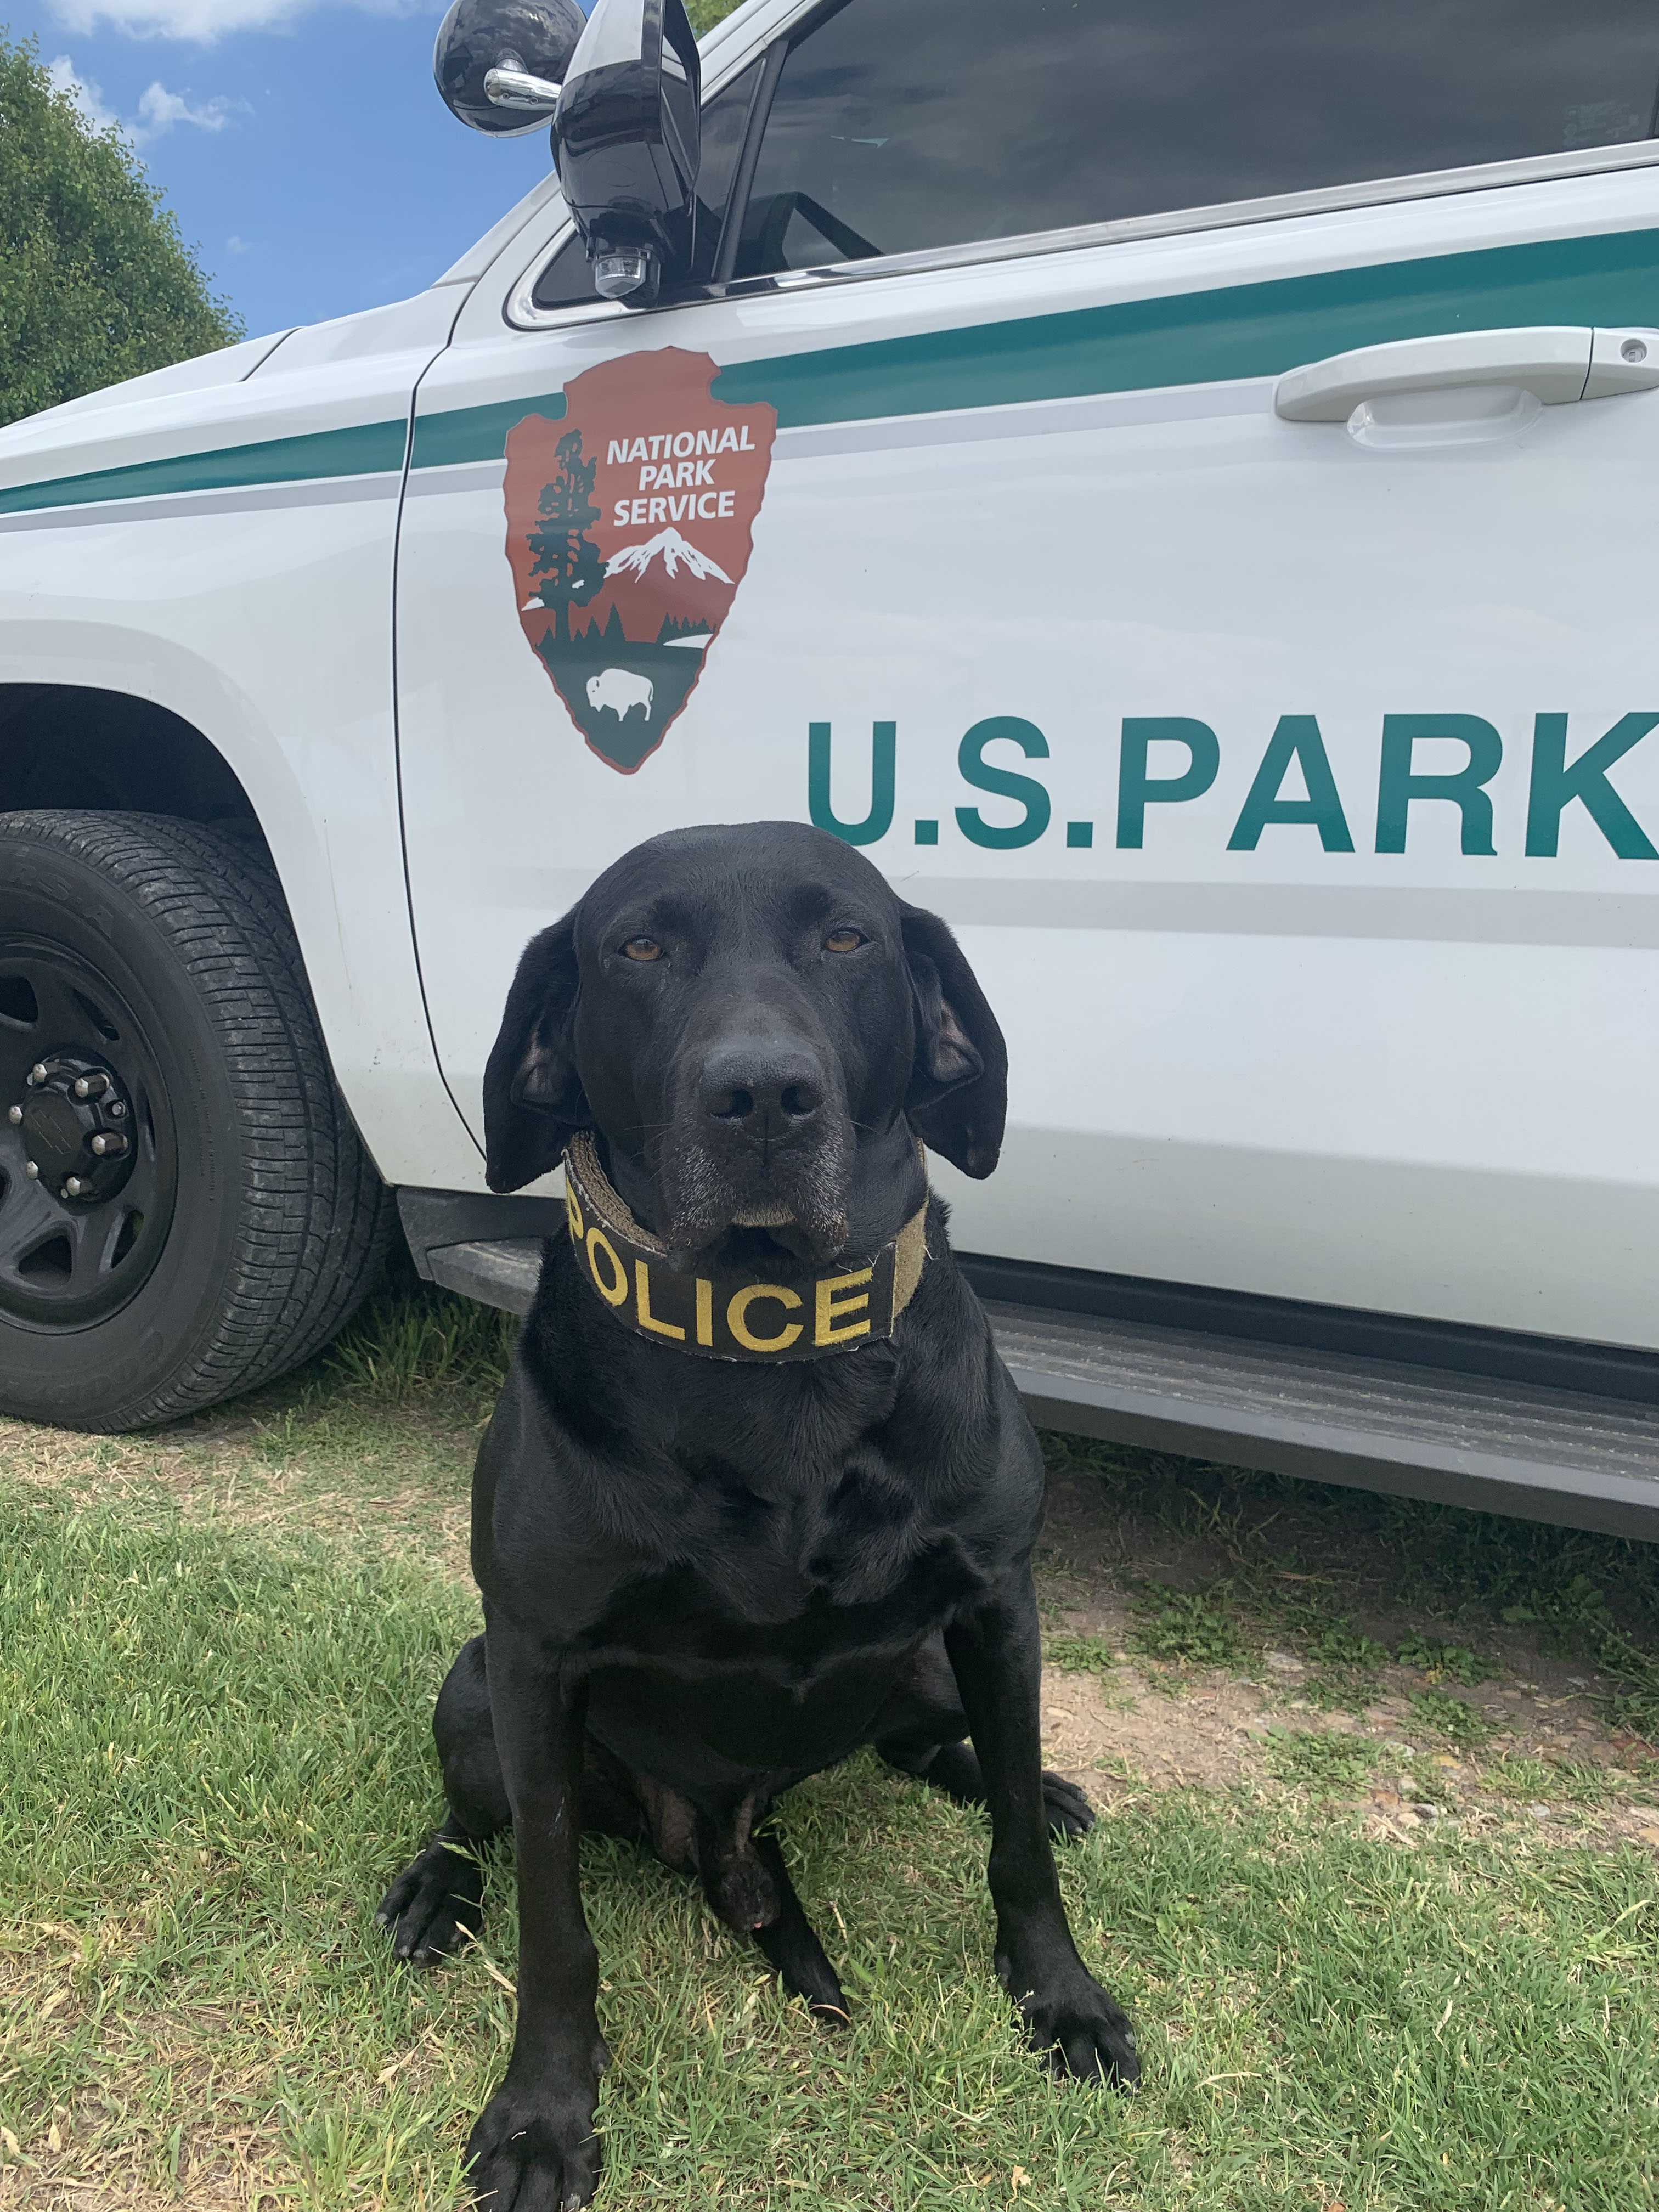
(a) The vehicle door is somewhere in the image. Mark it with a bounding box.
[396,0,1659,1351]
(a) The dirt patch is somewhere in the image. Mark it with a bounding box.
[1040,1662,1265,1791]
[1037,1655,1659,1846]
[1032,1459,1659,1852]
[0,1407,477,1581]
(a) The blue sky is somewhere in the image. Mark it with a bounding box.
[13,0,579,335]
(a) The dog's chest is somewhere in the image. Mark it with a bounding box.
[682,1442,989,1618]
[571,1472,983,1781]
[574,1430,992,1656]
[579,1552,969,1783]
[487,1415,1003,1635]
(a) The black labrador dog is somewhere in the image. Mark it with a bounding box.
[379,821,1137,2208]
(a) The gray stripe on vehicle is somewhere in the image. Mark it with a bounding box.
[0,472,402,533]
[404,460,507,496]
[487,872,1659,950]
[899,881,1659,949]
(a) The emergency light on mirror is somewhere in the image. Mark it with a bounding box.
[432,0,586,136]
[553,0,703,305]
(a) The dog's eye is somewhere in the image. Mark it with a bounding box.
[825,927,865,954]
[621,937,663,962]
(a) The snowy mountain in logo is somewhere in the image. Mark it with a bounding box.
[605,527,732,586]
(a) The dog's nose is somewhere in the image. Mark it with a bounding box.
[700,1050,823,1130]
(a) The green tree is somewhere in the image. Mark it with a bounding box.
[527,430,605,643]
[686,0,744,32]
[0,35,242,428]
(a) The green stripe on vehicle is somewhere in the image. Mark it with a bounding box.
[410,393,567,470]
[405,227,1659,459]
[13,225,1659,512]
[709,225,1659,427]
[0,419,408,518]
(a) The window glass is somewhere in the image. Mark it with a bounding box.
[732,0,1659,279]
[532,232,603,313]
[532,55,763,310]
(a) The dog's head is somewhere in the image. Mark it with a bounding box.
[482,822,1007,1261]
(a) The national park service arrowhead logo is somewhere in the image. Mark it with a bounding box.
[504,349,776,772]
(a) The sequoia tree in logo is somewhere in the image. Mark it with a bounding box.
[527,430,605,643]
[504,349,777,772]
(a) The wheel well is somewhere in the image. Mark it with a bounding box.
[0,686,264,843]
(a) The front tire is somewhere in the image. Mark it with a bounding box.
[0,810,394,1429]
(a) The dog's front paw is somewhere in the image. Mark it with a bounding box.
[465,2075,605,2211]
[1040,1770,1095,1840]
[377,1835,483,1965]
[1008,1968,1139,2087]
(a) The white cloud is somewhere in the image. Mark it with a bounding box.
[132,78,240,138]
[47,52,119,131]
[224,233,251,253]
[47,49,245,141]
[50,0,420,45]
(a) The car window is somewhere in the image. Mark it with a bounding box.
[731,0,1659,279]
[532,55,764,311]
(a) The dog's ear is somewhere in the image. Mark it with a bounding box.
[898,900,1008,1178]
[483,909,590,1193]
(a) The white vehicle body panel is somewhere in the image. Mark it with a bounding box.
[3,1,1658,1365]
[397,158,1659,1347]
[0,294,482,1184]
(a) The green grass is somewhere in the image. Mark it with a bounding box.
[1291,1617,1393,1712]
[1482,1756,1631,1809]
[318,1268,517,1407]
[3,1480,1657,2208]
[1043,1633,1121,1676]
[1127,1584,1246,1673]
[1407,1690,1497,1754]
[1394,1634,1501,1687]
[1261,1730,1381,1797]
[3,1279,1659,2207]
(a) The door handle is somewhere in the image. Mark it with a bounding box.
[1274,325,1659,421]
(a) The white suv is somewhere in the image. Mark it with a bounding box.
[2,0,1657,1534]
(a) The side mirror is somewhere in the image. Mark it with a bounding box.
[552,0,702,304]
[433,0,587,137]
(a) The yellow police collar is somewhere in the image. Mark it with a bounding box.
[562,1132,928,1362]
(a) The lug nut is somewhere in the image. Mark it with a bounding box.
[72,1072,109,1101]
[109,1100,126,1118]
[24,1160,39,1180]
[63,1176,86,1198]
[6,1104,19,1125]
[27,1063,46,1087]
[90,1132,127,1157]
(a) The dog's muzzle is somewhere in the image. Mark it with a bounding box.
[562,1134,928,1362]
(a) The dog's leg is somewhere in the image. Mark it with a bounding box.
[945,1578,1139,2087]
[873,1634,1094,1839]
[381,1637,651,1972]
[462,1618,608,2212]
[887,1739,1095,1841]
[749,1830,850,2022]
[379,1635,507,1962]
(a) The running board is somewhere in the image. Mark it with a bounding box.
[423,1238,1659,1541]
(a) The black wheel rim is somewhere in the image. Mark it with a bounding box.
[0,939,178,1328]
